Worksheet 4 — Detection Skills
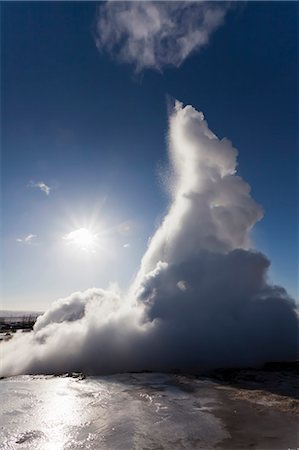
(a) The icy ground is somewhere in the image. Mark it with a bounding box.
[0,373,298,450]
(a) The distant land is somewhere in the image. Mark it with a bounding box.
[0,311,43,340]
[0,310,44,318]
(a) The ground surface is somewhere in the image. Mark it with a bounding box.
[0,372,298,450]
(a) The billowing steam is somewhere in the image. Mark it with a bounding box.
[1,102,297,377]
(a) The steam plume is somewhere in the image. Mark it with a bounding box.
[1,102,297,377]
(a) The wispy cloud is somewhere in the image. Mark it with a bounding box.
[94,1,230,72]
[16,234,37,244]
[28,180,51,196]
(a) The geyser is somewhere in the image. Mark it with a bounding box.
[1,102,297,377]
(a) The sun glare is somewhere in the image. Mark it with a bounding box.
[63,227,98,252]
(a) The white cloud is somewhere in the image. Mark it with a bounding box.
[94,1,230,72]
[123,243,130,248]
[1,102,297,377]
[28,180,51,195]
[16,234,37,244]
[177,280,187,292]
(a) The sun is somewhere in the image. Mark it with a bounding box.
[63,227,98,252]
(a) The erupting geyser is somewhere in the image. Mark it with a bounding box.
[1,102,297,377]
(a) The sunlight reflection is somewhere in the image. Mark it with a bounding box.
[42,380,79,450]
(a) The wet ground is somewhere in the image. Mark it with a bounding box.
[0,373,298,450]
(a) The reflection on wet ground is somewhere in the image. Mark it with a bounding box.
[0,373,298,449]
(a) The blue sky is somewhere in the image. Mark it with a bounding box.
[1,1,298,310]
